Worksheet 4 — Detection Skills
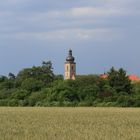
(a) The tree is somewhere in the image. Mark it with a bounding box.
[16,61,54,86]
[78,85,99,101]
[0,76,7,83]
[21,78,44,92]
[108,67,132,94]
[54,75,63,81]
[0,79,15,90]
[41,61,54,84]
[28,92,43,106]
[10,89,29,100]
[8,73,16,80]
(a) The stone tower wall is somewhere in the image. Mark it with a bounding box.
[64,62,76,80]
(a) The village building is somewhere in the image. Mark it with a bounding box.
[64,49,140,82]
[64,49,76,80]
[100,73,140,82]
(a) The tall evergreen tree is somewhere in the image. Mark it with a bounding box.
[108,67,132,94]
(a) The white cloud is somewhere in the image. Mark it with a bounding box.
[15,6,126,27]
[0,0,138,43]
[70,7,121,17]
[46,7,122,19]
[45,2,140,20]
[2,28,121,42]
[27,5,139,24]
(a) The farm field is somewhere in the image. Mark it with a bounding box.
[0,107,140,140]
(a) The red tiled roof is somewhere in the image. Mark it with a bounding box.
[128,75,140,81]
[100,74,108,79]
[100,74,140,82]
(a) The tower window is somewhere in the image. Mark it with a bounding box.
[72,66,73,70]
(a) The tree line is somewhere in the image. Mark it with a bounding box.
[0,61,140,107]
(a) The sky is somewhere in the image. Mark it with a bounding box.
[0,0,140,76]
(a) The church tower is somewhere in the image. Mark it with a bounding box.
[64,49,76,80]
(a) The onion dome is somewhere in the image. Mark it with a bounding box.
[66,49,75,62]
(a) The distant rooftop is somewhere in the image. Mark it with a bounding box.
[100,74,140,82]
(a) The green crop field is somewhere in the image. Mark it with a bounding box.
[0,107,140,140]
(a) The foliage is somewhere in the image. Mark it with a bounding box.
[21,78,44,92]
[108,67,132,94]
[0,63,139,107]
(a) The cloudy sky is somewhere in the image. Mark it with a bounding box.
[0,0,140,76]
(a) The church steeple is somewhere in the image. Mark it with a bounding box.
[66,49,75,62]
[64,49,76,80]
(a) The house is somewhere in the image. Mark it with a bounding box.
[100,74,140,82]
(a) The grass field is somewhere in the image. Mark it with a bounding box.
[0,107,140,140]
